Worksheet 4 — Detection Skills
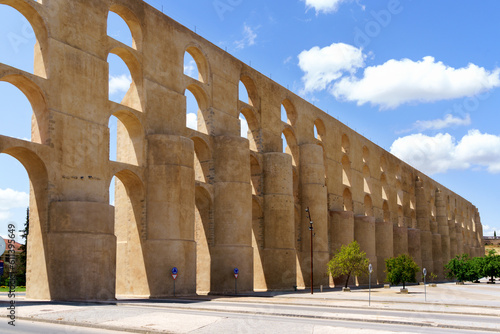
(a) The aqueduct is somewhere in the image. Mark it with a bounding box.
[0,0,484,300]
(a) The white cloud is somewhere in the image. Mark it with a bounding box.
[109,74,132,95]
[186,112,197,130]
[331,56,500,109]
[235,24,257,50]
[184,59,197,78]
[390,130,500,175]
[414,113,471,131]
[298,43,365,93]
[303,0,353,14]
[0,188,29,222]
[482,224,498,236]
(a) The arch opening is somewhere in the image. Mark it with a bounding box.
[282,129,298,166]
[185,84,210,134]
[110,170,148,296]
[107,11,133,48]
[195,186,212,294]
[1,147,49,298]
[341,154,351,187]
[108,111,144,165]
[108,5,143,50]
[108,52,142,111]
[281,99,297,126]
[193,137,211,183]
[185,46,208,83]
[343,188,353,212]
[0,4,47,78]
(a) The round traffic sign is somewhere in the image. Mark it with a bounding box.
[423,268,427,276]
[172,267,178,275]
[368,264,373,273]
[234,268,239,274]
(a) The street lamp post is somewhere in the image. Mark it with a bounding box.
[306,207,313,295]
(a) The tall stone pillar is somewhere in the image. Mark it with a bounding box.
[298,144,329,288]
[375,218,393,284]
[355,215,376,285]
[330,210,354,286]
[436,189,449,274]
[259,152,295,290]
[47,202,116,300]
[415,177,433,276]
[211,136,253,293]
[475,210,485,256]
[393,225,408,256]
[407,228,422,281]
[146,135,196,296]
[456,220,464,255]
[449,218,457,259]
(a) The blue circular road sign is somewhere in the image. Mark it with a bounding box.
[234,268,239,274]
[172,267,178,275]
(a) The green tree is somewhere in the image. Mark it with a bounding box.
[385,254,419,289]
[469,256,484,283]
[445,254,479,282]
[481,249,500,283]
[17,207,29,286]
[495,230,497,239]
[327,241,369,288]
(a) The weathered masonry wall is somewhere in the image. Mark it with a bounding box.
[0,0,484,300]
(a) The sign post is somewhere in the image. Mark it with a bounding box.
[172,267,178,297]
[234,268,239,294]
[368,263,373,306]
[423,268,427,302]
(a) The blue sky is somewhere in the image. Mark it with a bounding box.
[1,0,499,241]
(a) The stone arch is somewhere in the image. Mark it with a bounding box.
[108,48,143,111]
[108,4,143,50]
[362,145,370,164]
[281,98,297,126]
[107,10,133,48]
[364,194,373,217]
[184,45,209,83]
[383,201,390,223]
[314,118,326,141]
[195,185,213,294]
[240,74,258,107]
[192,136,211,183]
[112,169,148,296]
[1,146,50,298]
[185,83,210,134]
[341,133,350,155]
[250,153,262,196]
[282,127,298,166]
[397,205,404,227]
[0,74,49,144]
[109,110,145,166]
[381,173,388,201]
[343,187,353,212]
[363,164,371,194]
[341,154,351,187]
[240,107,260,151]
[380,155,388,173]
[0,0,48,78]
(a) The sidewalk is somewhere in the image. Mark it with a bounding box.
[0,280,499,333]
